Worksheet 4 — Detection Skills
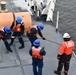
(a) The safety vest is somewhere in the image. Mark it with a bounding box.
[27,25,38,36]
[13,22,22,32]
[59,40,74,55]
[32,46,43,59]
[0,34,3,39]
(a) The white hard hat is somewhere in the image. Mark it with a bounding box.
[63,33,70,38]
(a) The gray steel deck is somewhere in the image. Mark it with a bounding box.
[0,0,75,75]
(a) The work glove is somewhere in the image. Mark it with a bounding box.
[57,54,61,60]
[42,37,46,40]
[40,47,46,56]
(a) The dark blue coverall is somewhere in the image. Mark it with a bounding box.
[29,46,46,75]
[27,26,45,46]
[0,31,12,52]
[10,21,24,49]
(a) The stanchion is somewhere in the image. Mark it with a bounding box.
[56,11,59,32]
[25,0,26,2]
[37,10,39,16]
[33,0,37,13]
[28,0,30,6]
[36,7,40,20]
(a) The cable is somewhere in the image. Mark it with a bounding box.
[45,39,61,45]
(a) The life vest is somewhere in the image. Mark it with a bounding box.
[0,27,9,39]
[27,25,38,36]
[0,34,3,39]
[59,40,74,55]
[32,46,43,59]
[13,22,22,32]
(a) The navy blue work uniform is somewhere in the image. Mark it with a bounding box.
[10,21,25,49]
[0,30,12,52]
[29,46,46,75]
[27,25,45,46]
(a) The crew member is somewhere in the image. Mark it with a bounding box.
[27,24,46,46]
[54,33,74,75]
[0,26,13,53]
[9,16,25,49]
[29,39,46,75]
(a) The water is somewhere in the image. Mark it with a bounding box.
[53,0,76,53]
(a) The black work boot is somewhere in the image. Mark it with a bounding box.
[54,70,61,75]
[9,42,13,46]
[9,38,14,46]
[19,45,24,49]
[64,72,68,75]
[6,50,13,54]
[9,49,13,52]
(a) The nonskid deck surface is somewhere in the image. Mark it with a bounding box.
[0,0,76,75]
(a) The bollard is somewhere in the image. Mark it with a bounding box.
[0,1,8,13]
[1,1,6,10]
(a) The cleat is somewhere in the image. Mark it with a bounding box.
[54,70,61,75]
